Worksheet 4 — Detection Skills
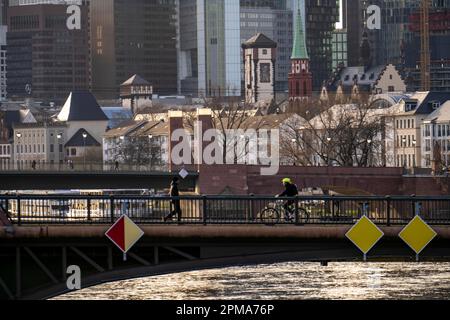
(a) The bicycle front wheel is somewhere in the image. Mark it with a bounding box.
[296,208,310,224]
[260,208,280,224]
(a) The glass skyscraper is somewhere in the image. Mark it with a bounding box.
[178,0,241,97]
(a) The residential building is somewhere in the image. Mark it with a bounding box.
[178,0,241,97]
[327,64,407,102]
[6,3,91,102]
[90,0,177,99]
[0,110,11,164]
[389,92,450,169]
[421,101,450,169]
[103,119,169,169]
[12,122,67,165]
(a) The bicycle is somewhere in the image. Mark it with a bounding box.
[259,199,310,224]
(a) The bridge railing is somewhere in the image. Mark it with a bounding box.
[0,161,169,173]
[1,195,450,226]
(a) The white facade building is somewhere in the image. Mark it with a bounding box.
[421,101,450,169]
[242,33,277,106]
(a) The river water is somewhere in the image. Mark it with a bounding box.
[55,262,450,300]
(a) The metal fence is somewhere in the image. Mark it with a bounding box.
[1,195,450,226]
[0,161,168,173]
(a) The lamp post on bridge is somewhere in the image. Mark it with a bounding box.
[82,132,88,170]
[148,134,153,171]
[16,132,22,170]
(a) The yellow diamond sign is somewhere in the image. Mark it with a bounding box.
[399,216,437,255]
[346,216,384,255]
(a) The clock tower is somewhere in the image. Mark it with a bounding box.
[288,1,312,111]
[242,33,277,106]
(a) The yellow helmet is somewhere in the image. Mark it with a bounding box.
[282,178,292,184]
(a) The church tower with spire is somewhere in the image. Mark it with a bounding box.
[288,1,312,111]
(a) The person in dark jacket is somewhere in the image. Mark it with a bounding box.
[164,177,182,221]
[277,178,299,221]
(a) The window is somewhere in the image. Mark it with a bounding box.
[71,148,76,156]
[260,63,270,83]
[50,144,54,153]
[388,86,395,92]
[59,144,63,153]
[425,140,431,152]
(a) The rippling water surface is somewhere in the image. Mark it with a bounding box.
[55,262,450,300]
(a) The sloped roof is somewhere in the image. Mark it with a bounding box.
[424,101,450,122]
[103,121,146,138]
[389,91,450,116]
[242,33,277,49]
[101,107,134,129]
[121,74,151,86]
[65,129,101,147]
[415,92,450,115]
[57,91,108,122]
[291,5,309,59]
[330,65,386,89]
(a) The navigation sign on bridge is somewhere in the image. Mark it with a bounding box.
[105,215,144,261]
[346,216,384,261]
[399,216,437,261]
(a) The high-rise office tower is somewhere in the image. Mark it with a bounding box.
[90,0,177,99]
[304,0,339,90]
[405,0,450,91]
[178,0,241,97]
[0,25,6,101]
[7,3,90,102]
[240,0,293,92]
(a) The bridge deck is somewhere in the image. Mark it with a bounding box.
[3,225,450,240]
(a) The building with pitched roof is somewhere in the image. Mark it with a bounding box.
[57,91,108,147]
[242,33,277,106]
[120,74,153,115]
[388,91,450,168]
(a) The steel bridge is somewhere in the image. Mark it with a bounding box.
[1,195,450,300]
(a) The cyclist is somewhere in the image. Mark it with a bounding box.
[276,178,299,221]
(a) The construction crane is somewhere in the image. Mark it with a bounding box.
[420,0,431,91]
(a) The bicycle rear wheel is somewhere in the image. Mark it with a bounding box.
[260,208,280,224]
[296,208,310,224]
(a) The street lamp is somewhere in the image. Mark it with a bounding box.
[412,139,417,168]
[326,137,332,167]
[148,134,153,170]
[16,132,22,170]
[367,139,373,167]
[402,137,407,167]
[57,133,62,171]
[82,132,88,169]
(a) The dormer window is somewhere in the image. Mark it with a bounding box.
[405,102,417,112]
[344,75,350,81]
[361,74,366,80]
[369,73,375,80]
[429,101,441,110]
